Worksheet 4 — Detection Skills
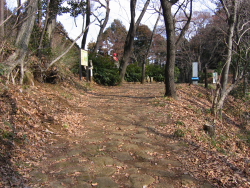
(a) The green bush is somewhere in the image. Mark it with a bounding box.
[125,63,142,82]
[230,82,250,100]
[146,64,164,82]
[94,68,120,86]
[89,53,120,86]
[174,66,180,82]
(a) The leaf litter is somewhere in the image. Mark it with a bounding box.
[0,80,249,187]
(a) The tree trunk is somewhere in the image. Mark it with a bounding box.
[16,0,22,33]
[3,0,38,84]
[160,0,192,99]
[47,18,56,46]
[46,0,60,49]
[141,62,146,84]
[217,75,243,115]
[81,0,90,49]
[120,0,150,83]
[119,0,136,82]
[0,0,4,38]
[37,0,43,27]
[220,7,237,96]
[212,0,238,115]
[160,0,178,99]
[243,74,248,97]
[205,65,208,88]
[80,0,90,81]
[38,0,50,57]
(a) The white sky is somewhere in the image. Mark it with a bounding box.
[58,0,132,47]
[57,0,159,48]
[6,0,216,49]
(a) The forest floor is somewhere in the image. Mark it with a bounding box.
[0,79,249,188]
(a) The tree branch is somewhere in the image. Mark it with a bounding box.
[45,22,93,70]
[175,0,193,46]
[135,0,150,27]
[0,2,25,27]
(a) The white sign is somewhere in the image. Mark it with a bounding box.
[192,62,199,84]
[81,49,88,66]
[213,72,218,83]
[192,62,198,77]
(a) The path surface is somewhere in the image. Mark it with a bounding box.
[29,83,213,188]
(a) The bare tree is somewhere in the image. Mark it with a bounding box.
[212,0,250,116]
[234,0,250,97]
[0,0,4,38]
[219,0,238,98]
[0,1,24,30]
[92,0,110,53]
[160,0,193,99]
[119,0,150,83]
[46,0,61,48]
[3,0,39,84]
[16,0,22,32]
[212,0,239,116]
[81,0,90,49]
[38,0,50,57]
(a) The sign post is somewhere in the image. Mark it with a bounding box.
[89,60,93,82]
[213,72,218,84]
[81,49,88,66]
[192,62,199,84]
[80,49,88,81]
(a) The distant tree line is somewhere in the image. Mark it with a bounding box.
[0,0,249,115]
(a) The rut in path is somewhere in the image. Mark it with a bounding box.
[28,83,213,188]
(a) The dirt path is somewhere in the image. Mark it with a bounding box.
[28,83,213,188]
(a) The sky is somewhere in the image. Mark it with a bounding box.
[6,0,216,49]
[57,0,133,47]
[56,0,161,48]
[6,0,133,47]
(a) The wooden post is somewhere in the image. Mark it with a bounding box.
[205,65,208,88]
[89,60,93,82]
[141,62,145,84]
[86,66,89,82]
[79,64,82,80]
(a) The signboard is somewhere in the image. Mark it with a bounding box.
[213,72,218,83]
[81,49,88,66]
[192,62,199,84]
[191,77,200,81]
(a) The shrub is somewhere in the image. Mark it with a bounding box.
[89,53,120,86]
[94,68,120,86]
[230,82,250,100]
[174,66,180,82]
[125,63,142,82]
[146,64,164,82]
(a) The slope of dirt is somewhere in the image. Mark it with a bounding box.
[0,80,249,188]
